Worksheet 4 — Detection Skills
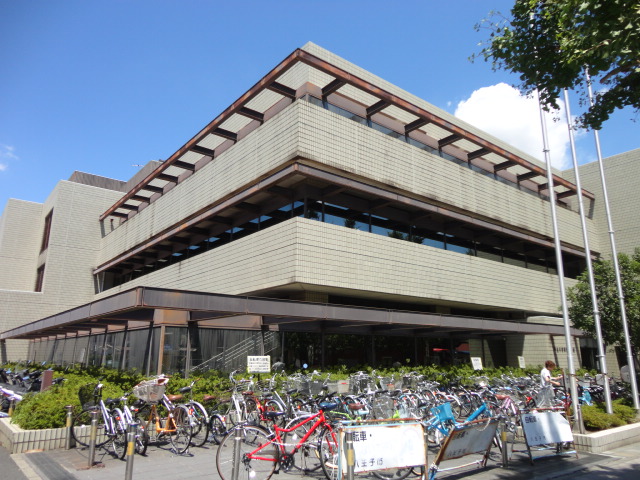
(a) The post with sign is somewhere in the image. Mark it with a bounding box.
[470,357,483,371]
[247,356,271,374]
[518,408,576,464]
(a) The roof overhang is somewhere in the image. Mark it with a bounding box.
[99,47,593,223]
[0,287,583,341]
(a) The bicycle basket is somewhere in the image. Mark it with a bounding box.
[430,402,455,424]
[309,380,325,395]
[78,383,98,410]
[371,397,394,419]
[133,379,167,403]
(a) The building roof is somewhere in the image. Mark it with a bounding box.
[99,43,593,224]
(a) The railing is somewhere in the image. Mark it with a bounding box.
[191,331,280,373]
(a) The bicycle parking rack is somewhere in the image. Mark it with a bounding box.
[336,419,428,480]
[509,407,578,465]
[427,416,500,480]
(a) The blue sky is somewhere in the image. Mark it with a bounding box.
[1,0,637,211]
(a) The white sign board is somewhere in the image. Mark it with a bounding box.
[520,411,573,446]
[247,355,270,373]
[471,357,483,370]
[439,419,499,461]
[341,423,425,473]
[518,356,526,368]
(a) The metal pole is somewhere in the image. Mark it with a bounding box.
[65,405,75,449]
[88,410,98,468]
[124,422,137,480]
[536,89,584,433]
[345,430,355,480]
[231,426,242,480]
[585,68,640,411]
[562,88,613,414]
[8,399,15,417]
[501,416,508,468]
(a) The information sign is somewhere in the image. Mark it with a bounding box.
[518,356,526,368]
[520,411,573,446]
[471,357,483,370]
[438,418,499,461]
[247,355,270,373]
[341,422,425,474]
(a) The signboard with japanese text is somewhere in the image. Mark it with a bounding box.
[520,411,573,446]
[437,418,499,461]
[340,422,425,474]
[471,357,483,370]
[518,356,526,368]
[247,355,270,373]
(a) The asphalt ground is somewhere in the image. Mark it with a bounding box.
[2,431,640,480]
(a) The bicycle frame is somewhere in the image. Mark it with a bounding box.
[246,409,333,462]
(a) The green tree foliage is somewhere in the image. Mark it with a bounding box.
[475,0,640,130]
[566,249,640,353]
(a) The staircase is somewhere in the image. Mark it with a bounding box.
[191,330,280,373]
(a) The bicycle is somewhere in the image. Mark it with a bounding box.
[71,381,127,458]
[133,376,193,455]
[168,379,210,447]
[216,402,339,480]
[111,392,149,457]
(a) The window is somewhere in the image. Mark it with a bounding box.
[35,264,45,292]
[40,210,53,252]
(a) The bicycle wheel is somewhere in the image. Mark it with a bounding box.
[372,466,413,480]
[71,408,111,448]
[282,417,323,472]
[187,402,209,447]
[170,405,193,454]
[134,422,149,455]
[318,427,340,480]
[136,406,159,445]
[110,408,127,459]
[209,414,228,445]
[216,425,277,480]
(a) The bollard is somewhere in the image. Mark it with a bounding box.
[500,418,508,468]
[87,410,98,468]
[231,425,242,480]
[345,430,355,480]
[8,398,15,417]
[124,422,138,480]
[65,405,75,449]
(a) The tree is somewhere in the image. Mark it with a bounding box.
[475,0,640,130]
[566,249,640,359]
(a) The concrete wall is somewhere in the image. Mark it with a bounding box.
[0,199,43,291]
[567,148,640,257]
[0,181,123,361]
[97,218,573,315]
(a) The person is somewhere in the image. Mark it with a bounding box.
[540,360,563,387]
[538,360,563,407]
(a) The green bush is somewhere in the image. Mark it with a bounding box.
[582,399,637,431]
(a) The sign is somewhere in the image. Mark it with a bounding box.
[437,418,499,461]
[520,411,573,446]
[341,422,425,473]
[247,355,270,373]
[518,356,526,368]
[471,357,483,370]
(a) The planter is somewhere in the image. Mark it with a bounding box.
[573,422,640,453]
[0,417,68,454]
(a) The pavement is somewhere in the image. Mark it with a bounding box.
[2,434,640,480]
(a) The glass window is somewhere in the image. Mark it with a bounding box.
[40,210,53,252]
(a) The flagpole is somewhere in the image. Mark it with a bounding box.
[563,88,613,413]
[585,69,640,411]
[536,90,583,432]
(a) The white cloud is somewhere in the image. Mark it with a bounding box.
[0,144,18,172]
[454,83,572,170]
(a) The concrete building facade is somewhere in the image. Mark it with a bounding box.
[0,43,635,375]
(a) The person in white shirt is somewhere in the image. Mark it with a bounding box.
[538,360,563,407]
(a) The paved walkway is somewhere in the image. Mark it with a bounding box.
[2,435,640,480]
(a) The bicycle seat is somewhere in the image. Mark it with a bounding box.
[263,411,286,419]
[203,395,217,403]
[167,394,183,402]
[495,394,509,401]
[242,391,254,396]
[348,403,365,411]
[319,402,338,412]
